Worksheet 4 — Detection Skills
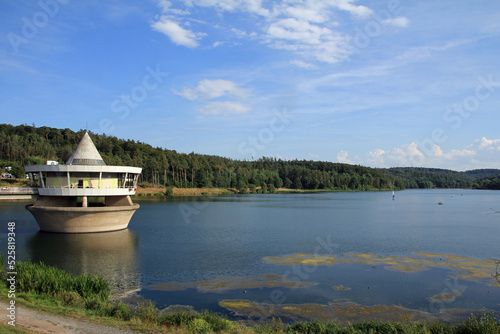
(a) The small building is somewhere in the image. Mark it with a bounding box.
[25,131,142,233]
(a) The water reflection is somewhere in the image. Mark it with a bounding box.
[27,229,139,290]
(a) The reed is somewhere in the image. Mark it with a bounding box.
[14,261,109,301]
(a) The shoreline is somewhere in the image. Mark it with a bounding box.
[133,186,397,197]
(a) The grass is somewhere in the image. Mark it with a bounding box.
[0,322,32,333]
[15,261,109,301]
[1,260,499,333]
[0,179,30,187]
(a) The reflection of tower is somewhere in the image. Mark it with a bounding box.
[27,229,140,290]
[24,132,142,233]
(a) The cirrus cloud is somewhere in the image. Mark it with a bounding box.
[152,0,410,65]
[199,101,250,115]
[175,79,251,100]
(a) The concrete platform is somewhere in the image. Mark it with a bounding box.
[26,203,140,233]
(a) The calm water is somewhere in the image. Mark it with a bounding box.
[1,189,500,322]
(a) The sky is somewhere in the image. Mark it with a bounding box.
[1,0,500,171]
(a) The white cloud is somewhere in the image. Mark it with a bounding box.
[333,0,373,18]
[151,18,202,48]
[176,79,252,116]
[475,137,500,150]
[290,60,318,69]
[157,0,171,13]
[152,0,408,63]
[199,101,250,115]
[175,79,252,100]
[278,3,329,23]
[267,18,333,45]
[265,17,351,63]
[360,137,500,170]
[383,16,410,28]
[337,150,354,164]
[366,148,386,166]
[185,0,270,16]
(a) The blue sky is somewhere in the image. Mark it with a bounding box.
[1,0,500,171]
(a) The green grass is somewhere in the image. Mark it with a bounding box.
[15,261,109,301]
[0,322,32,334]
[1,260,500,334]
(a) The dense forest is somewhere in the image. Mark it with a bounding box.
[1,124,498,192]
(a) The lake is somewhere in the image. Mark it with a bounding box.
[1,189,500,323]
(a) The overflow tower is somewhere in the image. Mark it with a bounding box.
[25,132,142,233]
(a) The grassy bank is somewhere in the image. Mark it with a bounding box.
[135,186,238,197]
[1,260,500,333]
[0,179,30,188]
[134,185,361,197]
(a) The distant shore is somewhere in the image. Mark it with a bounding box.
[133,185,399,197]
[134,186,313,197]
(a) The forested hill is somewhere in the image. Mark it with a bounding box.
[1,124,498,191]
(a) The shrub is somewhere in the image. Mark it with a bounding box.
[84,295,103,311]
[455,311,500,334]
[0,254,4,277]
[165,186,174,196]
[189,318,212,334]
[59,291,83,307]
[159,312,198,327]
[135,300,158,323]
[202,311,234,332]
[102,301,132,320]
[352,321,400,333]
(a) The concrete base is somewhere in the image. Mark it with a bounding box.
[26,204,140,233]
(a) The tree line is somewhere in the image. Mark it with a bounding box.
[1,124,498,192]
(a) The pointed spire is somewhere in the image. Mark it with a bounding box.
[66,132,106,165]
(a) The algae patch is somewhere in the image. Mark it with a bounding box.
[147,274,317,293]
[333,285,351,291]
[264,252,500,284]
[263,253,340,266]
[219,299,437,323]
[427,289,465,303]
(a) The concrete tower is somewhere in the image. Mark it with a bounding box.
[25,132,142,233]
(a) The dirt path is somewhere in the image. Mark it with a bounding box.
[0,301,136,334]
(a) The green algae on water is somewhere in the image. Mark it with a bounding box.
[147,273,318,293]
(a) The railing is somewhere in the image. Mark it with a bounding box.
[0,187,39,195]
[37,188,136,197]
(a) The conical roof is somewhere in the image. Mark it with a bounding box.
[66,132,106,165]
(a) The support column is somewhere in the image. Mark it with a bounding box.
[82,196,88,207]
[39,172,45,188]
